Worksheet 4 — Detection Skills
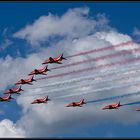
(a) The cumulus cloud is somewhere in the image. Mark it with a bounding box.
[0,7,140,137]
[13,7,111,46]
[0,119,25,138]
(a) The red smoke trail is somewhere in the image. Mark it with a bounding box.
[51,47,140,70]
[22,71,140,98]
[37,56,140,81]
[65,40,135,58]
[29,63,140,90]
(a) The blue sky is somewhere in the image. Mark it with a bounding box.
[1,2,140,58]
[0,2,140,34]
[1,2,140,138]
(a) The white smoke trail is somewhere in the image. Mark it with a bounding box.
[21,70,140,98]
[28,62,140,91]
[56,78,140,99]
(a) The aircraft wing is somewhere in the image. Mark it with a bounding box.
[55,61,62,64]
[114,107,119,109]
[41,73,47,75]
[26,82,33,85]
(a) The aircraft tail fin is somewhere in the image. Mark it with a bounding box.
[80,99,86,104]
[61,53,67,60]
[46,96,48,100]
[30,75,36,81]
[44,65,51,71]
[8,94,14,100]
[118,101,121,106]
[19,85,24,91]
[45,96,51,101]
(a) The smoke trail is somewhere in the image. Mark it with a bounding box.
[65,40,136,58]
[22,83,140,107]
[29,67,140,96]
[86,91,140,104]
[51,47,140,70]
[29,62,140,90]
[122,101,140,106]
[57,78,140,99]
[22,72,140,98]
[32,67,140,92]
[37,56,140,81]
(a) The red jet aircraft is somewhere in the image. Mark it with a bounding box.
[28,65,50,76]
[31,96,50,104]
[136,108,140,111]
[0,94,14,102]
[102,101,122,110]
[15,76,36,85]
[66,99,86,107]
[4,86,24,94]
[42,53,66,64]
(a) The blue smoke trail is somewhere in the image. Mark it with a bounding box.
[86,91,140,104]
[123,101,140,106]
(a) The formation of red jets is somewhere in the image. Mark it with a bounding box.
[1,53,140,111]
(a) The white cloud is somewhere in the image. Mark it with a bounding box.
[0,119,25,138]
[0,7,140,137]
[13,7,110,46]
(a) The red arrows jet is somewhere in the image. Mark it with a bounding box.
[28,65,50,76]
[4,86,24,94]
[31,96,50,104]
[136,108,140,111]
[42,53,66,64]
[0,94,14,102]
[66,99,86,107]
[102,101,122,110]
[15,76,36,85]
